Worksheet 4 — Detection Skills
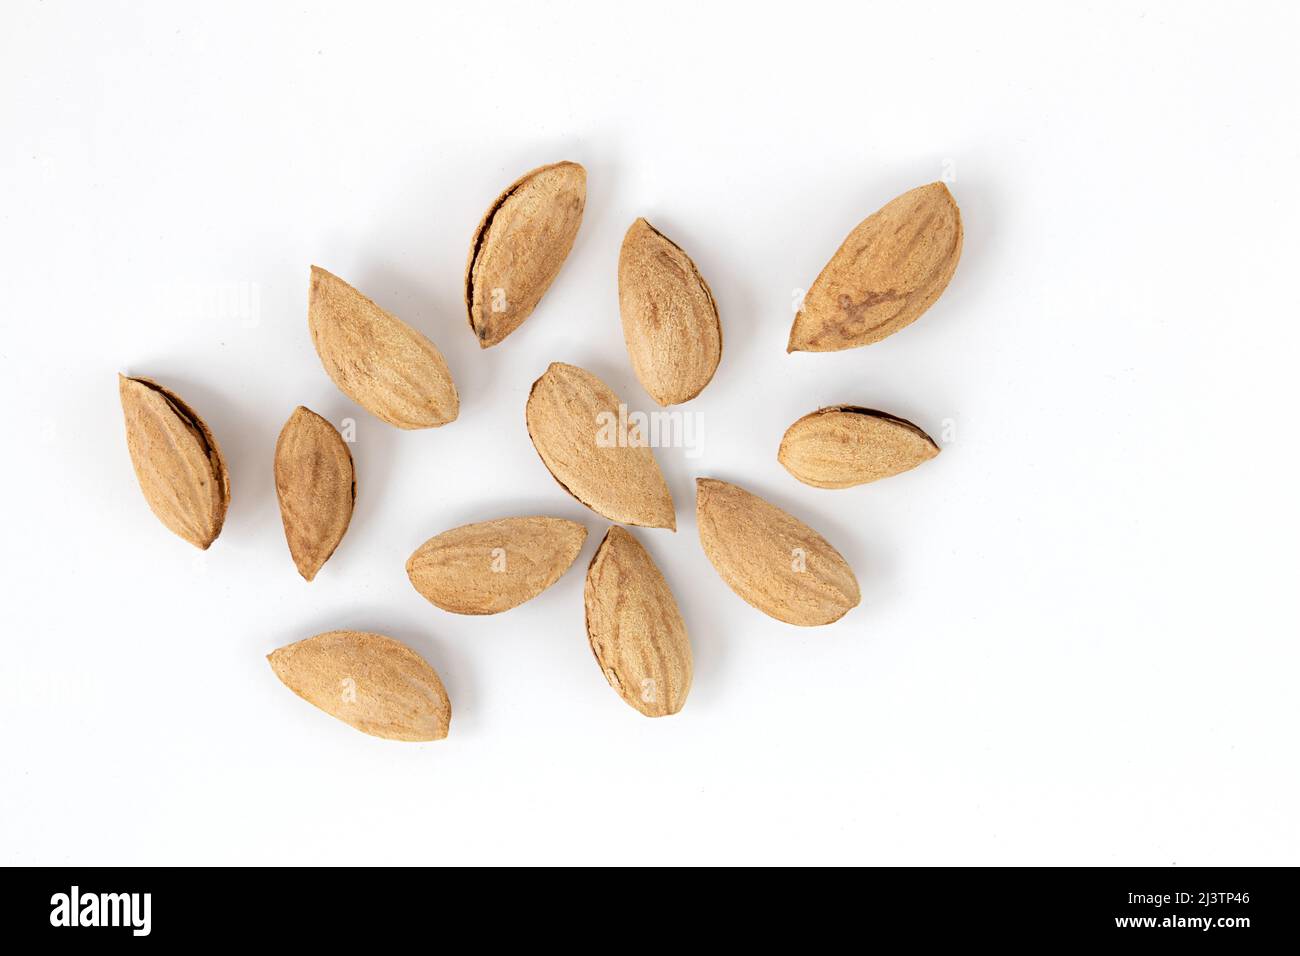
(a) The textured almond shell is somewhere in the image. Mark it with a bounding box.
[695,478,859,626]
[118,374,230,549]
[267,630,451,741]
[778,406,940,488]
[406,516,587,615]
[465,161,586,348]
[618,218,721,405]
[788,182,962,352]
[584,526,692,717]
[308,266,459,428]
[525,362,675,529]
[274,406,355,580]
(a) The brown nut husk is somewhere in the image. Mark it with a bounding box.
[267,630,451,741]
[788,182,962,352]
[465,161,586,348]
[525,362,675,529]
[778,406,940,488]
[584,526,693,717]
[308,266,459,429]
[695,478,859,626]
[617,217,721,405]
[274,406,355,580]
[406,516,587,615]
[118,374,230,550]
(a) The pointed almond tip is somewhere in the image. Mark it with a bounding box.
[786,319,805,353]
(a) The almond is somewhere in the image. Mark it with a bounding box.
[618,217,721,405]
[118,374,230,550]
[584,526,692,717]
[525,362,675,529]
[695,478,859,626]
[267,630,451,741]
[778,406,939,488]
[465,161,586,348]
[787,182,962,352]
[308,266,459,429]
[274,406,355,580]
[406,516,587,615]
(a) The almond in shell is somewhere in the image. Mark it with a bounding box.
[618,217,721,405]
[267,630,451,741]
[308,266,459,429]
[465,161,586,348]
[695,478,859,626]
[778,406,939,488]
[118,374,230,550]
[525,362,675,529]
[584,526,692,717]
[406,516,587,615]
[274,406,355,580]
[788,182,962,352]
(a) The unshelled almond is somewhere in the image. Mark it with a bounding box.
[788,182,962,352]
[778,406,939,488]
[406,516,587,615]
[118,374,230,550]
[584,526,692,717]
[465,161,586,348]
[267,630,451,741]
[526,362,675,529]
[274,406,355,580]
[618,217,721,405]
[308,266,459,429]
[695,478,859,626]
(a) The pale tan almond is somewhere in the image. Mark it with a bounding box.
[788,182,962,352]
[465,161,586,348]
[406,516,587,615]
[584,526,692,717]
[267,630,451,741]
[695,478,859,626]
[308,266,459,429]
[274,406,355,581]
[778,406,940,488]
[618,217,721,405]
[118,374,230,550]
[525,362,675,529]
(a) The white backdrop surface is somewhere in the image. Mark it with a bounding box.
[1,1,1297,865]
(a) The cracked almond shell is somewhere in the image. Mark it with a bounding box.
[618,217,721,405]
[406,516,587,615]
[695,478,859,626]
[788,182,962,352]
[274,406,355,581]
[118,374,230,549]
[465,161,586,348]
[778,406,940,488]
[308,266,459,429]
[584,526,692,717]
[525,362,675,529]
[267,630,451,741]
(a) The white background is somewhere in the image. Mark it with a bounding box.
[2,1,1296,866]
